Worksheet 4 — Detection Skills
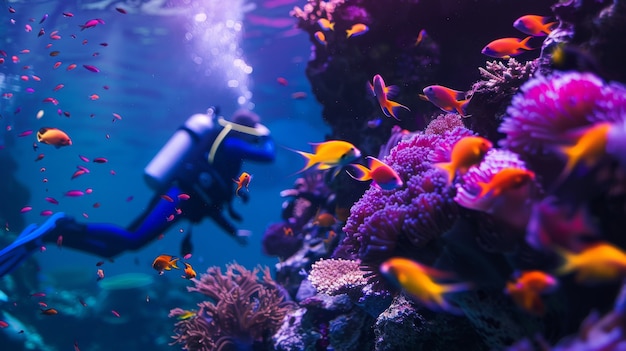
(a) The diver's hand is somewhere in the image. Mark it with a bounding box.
[233,229,251,246]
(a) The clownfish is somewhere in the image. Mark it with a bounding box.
[434,136,493,185]
[347,156,403,190]
[513,15,556,37]
[233,172,252,197]
[369,74,410,120]
[291,140,361,175]
[481,37,533,59]
[380,257,471,314]
[37,127,72,147]
[152,254,179,275]
[420,85,470,117]
[505,270,558,316]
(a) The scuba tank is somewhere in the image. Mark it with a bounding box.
[144,107,218,191]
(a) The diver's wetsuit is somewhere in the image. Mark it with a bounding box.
[0,111,274,275]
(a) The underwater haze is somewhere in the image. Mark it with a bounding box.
[3,0,626,350]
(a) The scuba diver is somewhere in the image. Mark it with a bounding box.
[0,107,275,277]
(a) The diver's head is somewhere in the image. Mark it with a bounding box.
[231,109,261,127]
[222,109,270,137]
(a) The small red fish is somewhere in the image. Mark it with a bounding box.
[0,320,8,328]
[277,77,288,86]
[20,206,33,213]
[482,37,533,59]
[80,19,105,31]
[37,127,71,147]
[97,269,104,281]
[41,308,58,315]
[67,64,77,71]
[45,197,59,204]
[161,194,174,202]
[83,64,100,73]
[111,310,120,318]
[65,190,85,197]
[93,157,108,163]
[177,193,191,200]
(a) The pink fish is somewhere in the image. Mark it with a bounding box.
[40,210,53,216]
[18,130,33,137]
[79,19,105,31]
[53,84,64,91]
[71,170,86,180]
[79,155,90,162]
[111,310,120,317]
[65,190,85,197]
[93,157,108,163]
[83,64,100,73]
[45,197,59,205]
[42,97,59,105]
[20,206,32,213]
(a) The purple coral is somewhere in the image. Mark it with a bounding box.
[169,263,294,351]
[498,72,626,156]
[335,127,472,268]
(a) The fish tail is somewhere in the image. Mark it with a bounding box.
[291,149,318,173]
[520,36,534,50]
[554,246,577,275]
[543,22,557,35]
[346,164,372,182]
[385,99,410,120]
[170,258,180,270]
[556,144,579,183]
[441,281,473,294]
[457,99,471,117]
[434,162,456,185]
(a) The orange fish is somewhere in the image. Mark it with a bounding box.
[514,15,556,37]
[557,122,612,183]
[233,172,252,197]
[317,18,334,31]
[37,127,72,147]
[380,257,471,314]
[420,85,470,116]
[313,213,337,228]
[556,242,626,283]
[481,36,533,59]
[181,262,196,279]
[314,31,327,46]
[152,254,179,275]
[505,270,558,316]
[346,23,368,38]
[347,156,403,190]
[369,74,410,120]
[434,136,493,184]
[476,168,535,199]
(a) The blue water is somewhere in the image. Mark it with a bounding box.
[0,0,324,349]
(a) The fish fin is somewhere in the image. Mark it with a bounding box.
[457,99,470,117]
[555,144,579,183]
[367,156,386,171]
[554,246,576,276]
[434,162,456,185]
[385,85,400,99]
[441,281,473,294]
[346,164,372,181]
[418,94,429,101]
[520,36,534,50]
[345,29,352,38]
[170,258,180,270]
[290,148,318,173]
[543,21,557,35]
[385,99,410,120]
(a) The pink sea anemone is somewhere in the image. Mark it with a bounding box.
[498,72,626,156]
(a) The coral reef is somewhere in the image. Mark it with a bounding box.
[308,258,368,296]
[334,127,472,274]
[169,263,295,351]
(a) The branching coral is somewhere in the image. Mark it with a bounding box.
[335,127,473,274]
[169,263,295,351]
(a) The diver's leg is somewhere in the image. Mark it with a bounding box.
[59,186,185,257]
[0,212,66,277]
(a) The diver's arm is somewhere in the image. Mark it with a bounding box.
[222,135,276,162]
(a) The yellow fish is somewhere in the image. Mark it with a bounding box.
[317,18,334,31]
[181,262,197,279]
[380,257,471,314]
[291,140,361,175]
[176,310,197,320]
[556,242,626,283]
[505,270,558,316]
[346,23,368,38]
[476,168,535,199]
